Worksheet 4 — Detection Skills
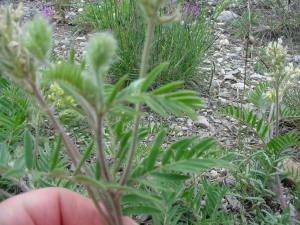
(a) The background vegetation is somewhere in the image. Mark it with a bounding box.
[0,0,300,224]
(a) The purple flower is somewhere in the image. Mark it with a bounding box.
[41,5,55,22]
[183,4,201,19]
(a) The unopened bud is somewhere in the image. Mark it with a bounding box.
[86,32,117,73]
[22,16,53,61]
[247,36,255,45]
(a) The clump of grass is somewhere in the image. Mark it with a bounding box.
[75,0,228,90]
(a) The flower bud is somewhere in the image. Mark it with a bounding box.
[247,36,255,45]
[48,93,55,101]
[22,15,53,61]
[266,89,276,102]
[86,32,117,74]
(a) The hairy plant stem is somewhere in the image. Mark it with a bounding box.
[29,81,111,221]
[10,177,31,192]
[238,37,250,154]
[275,86,287,210]
[95,115,111,183]
[120,18,156,186]
[86,187,113,225]
[108,191,123,225]
[0,189,13,198]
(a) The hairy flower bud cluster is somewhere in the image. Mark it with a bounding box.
[138,0,181,24]
[0,4,53,93]
[0,4,30,80]
[265,38,300,101]
[86,32,117,75]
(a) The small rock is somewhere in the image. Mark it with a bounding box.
[182,126,189,131]
[235,47,242,52]
[214,119,222,124]
[221,201,228,210]
[213,52,223,57]
[61,39,71,47]
[177,118,186,122]
[175,125,182,131]
[227,69,241,77]
[194,116,209,128]
[231,82,248,89]
[202,67,211,72]
[224,176,236,187]
[223,74,237,82]
[210,169,218,178]
[220,169,227,177]
[289,203,298,218]
[217,58,224,63]
[216,11,239,22]
[222,81,231,89]
[294,55,300,62]
[198,131,210,138]
[168,116,176,121]
[218,91,234,99]
[218,39,229,45]
[227,53,239,60]
[226,195,242,210]
[220,69,226,75]
[76,36,87,41]
[249,73,264,80]
[80,42,87,47]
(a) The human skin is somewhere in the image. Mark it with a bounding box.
[0,187,137,225]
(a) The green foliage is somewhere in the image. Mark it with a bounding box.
[221,76,300,219]
[0,3,235,224]
[250,205,300,225]
[221,105,271,141]
[245,81,270,114]
[0,77,29,148]
[283,86,300,129]
[231,10,261,38]
[75,0,228,89]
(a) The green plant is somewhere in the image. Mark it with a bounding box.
[231,10,261,38]
[0,2,234,225]
[0,77,30,148]
[75,0,228,89]
[221,38,300,214]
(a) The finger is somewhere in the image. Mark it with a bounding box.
[0,187,137,225]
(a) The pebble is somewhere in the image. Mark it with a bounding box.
[294,55,300,62]
[61,39,71,47]
[216,11,239,22]
[76,36,87,41]
[80,42,87,47]
[194,116,210,128]
[249,73,264,80]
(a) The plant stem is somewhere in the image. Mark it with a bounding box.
[238,37,250,154]
[30,82,114,221]
[95,115,111,183]
[120,18,156,186]
[275,87,280,138]
[10,178,31,192]
[275,86,287,210]
[275,171,287,210]
[0,189,13,198]
[86,187,114,225]
[109,192,123,225]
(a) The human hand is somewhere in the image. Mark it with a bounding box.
[0,187,137,225]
